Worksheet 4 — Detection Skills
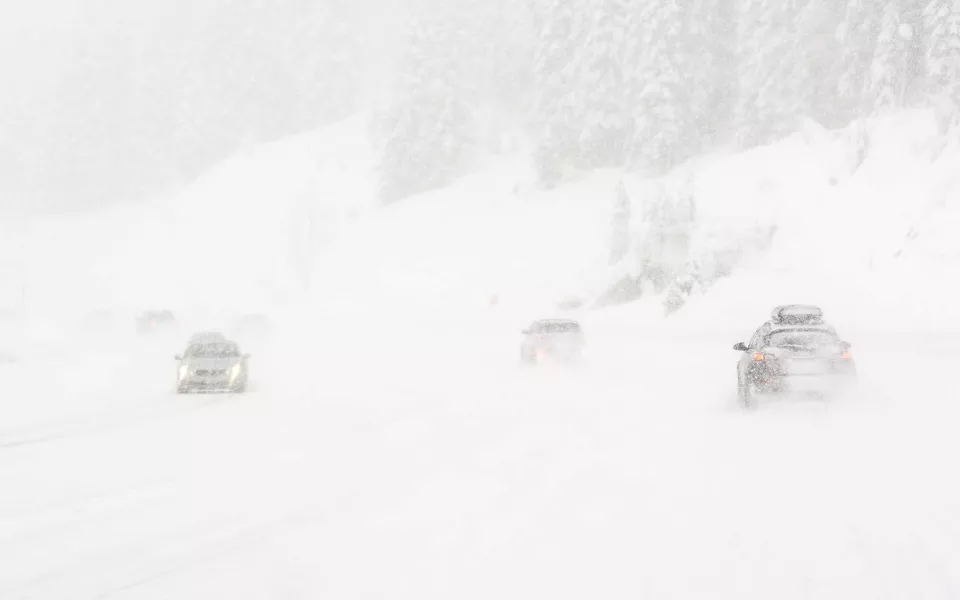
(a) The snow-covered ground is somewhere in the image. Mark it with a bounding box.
[1,111,959,599]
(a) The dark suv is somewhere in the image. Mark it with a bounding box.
[733,305,856,410]
[137,310,175,334]
[520,319,585,365]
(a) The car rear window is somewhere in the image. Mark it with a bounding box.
[187,343,240,357]
[534,322,581,334]
[765,330,838,349]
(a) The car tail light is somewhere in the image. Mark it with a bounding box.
[752,352,765,361]
[840,351,852,360]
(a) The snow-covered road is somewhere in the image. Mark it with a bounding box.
[2,314,959,599]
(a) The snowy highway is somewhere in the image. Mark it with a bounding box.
[2,313,959,599]
[5,0,960,596]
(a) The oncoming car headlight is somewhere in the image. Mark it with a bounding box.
[178,364,189,380]
[230,363,242,378]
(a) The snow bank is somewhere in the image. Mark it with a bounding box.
[4,109,955,346]
[1,115,376,327]
[617,110,960,335]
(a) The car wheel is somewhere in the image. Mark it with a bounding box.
[737,373,757,412]
[230,376,247,393]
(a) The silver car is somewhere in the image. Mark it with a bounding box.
[175,338,249,393]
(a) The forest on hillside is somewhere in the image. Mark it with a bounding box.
[2,0,958,210]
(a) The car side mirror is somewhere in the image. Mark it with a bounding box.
[174,355,182,360]
[521,329,529,335]
[243,353,251,359]
[732,342,748,352]
[840,341,851,351]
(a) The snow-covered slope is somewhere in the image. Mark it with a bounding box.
[2,111,959,599]
[0,115,377,324]
[664,111,960,335]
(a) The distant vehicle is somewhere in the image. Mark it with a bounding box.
[175,337,249,393]
[137,310,175,334]
[733,305,856,410]
[520,318,585,365]
[230,314,272,341]
[187,330,228,345]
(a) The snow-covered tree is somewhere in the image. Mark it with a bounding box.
[836,0,882,118]
[900,0,929,104]
[736,0,841,141]
[533,0,590,185]
[609,180,632,264]
[377,11,473,203]
[579,0,632,166]
[627,0,693,173]
[632,177,696,294]
[734,0,784,146]
[924,0,960,131]
[458,0,538,153]
[688,0,738,145]
[792,0,846,127]
[868,3,908,111]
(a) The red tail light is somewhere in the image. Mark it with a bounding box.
[752,352,765,361]
[840,351,852,360]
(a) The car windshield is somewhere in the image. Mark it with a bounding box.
[187,343,240,357]
[765,330,838,349]
[534,322,581,334]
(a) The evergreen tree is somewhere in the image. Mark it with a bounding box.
[457,0,537,152]
[923,0,960,131]
[377,11,473,203]
[627,0,692,173]
[579,0,632,166]
[609,180,632,264]
[533,0,590,185]
[734,0,782,146]
[690,0,738,145]
[836,0,882,118]
[792,0,845,127]
[900,0,928,104]
[868,3,908,112]
[756,1,811,135]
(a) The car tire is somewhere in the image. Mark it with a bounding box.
[737,373,757,412]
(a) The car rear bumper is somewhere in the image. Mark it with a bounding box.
[756,373,856,395]
[178,378,239,392]
[527,348,583,362]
